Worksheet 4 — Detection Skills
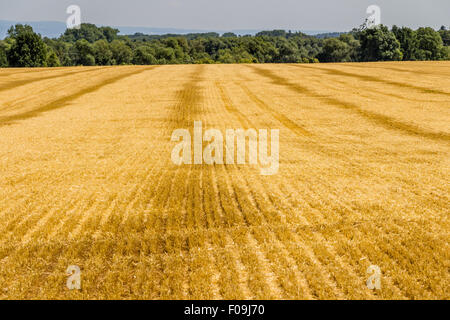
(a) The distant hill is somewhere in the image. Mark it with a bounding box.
[1,20,336,39]
[0,20,67,39]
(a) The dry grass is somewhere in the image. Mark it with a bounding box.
[0,62,448,300]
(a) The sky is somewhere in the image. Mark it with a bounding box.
[0,0,449,32]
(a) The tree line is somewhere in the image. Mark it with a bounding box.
[1,23,449,67]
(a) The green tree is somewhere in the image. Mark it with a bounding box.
[100,26,120,42]
[132,46,157,65]
[6,24,48,67]
[71,39,96,65]
[392,26,418,60]
[318,38,351,62]
[44,38,73,66]
[243,37,278,63]
[416,27,445,60]
[338,34,360,61]
[110,40,133,65]
[204,38,228,57]
[273,38,301,63]
[222,32,237,38]
[46,47,61,67]
[4,23,449,67]
[217,49,235,63]
[6,24,34,38]
[93,40,113,65]
[438,26,450,46]
[357,25,403,61]
[61,24,118,43]
[0,40,9,67]
[442,46,450,60]
[256,30,287,38]
[194,53,215,64]
[155,46,176,64]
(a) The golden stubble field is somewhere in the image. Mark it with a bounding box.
[0,62,448,299]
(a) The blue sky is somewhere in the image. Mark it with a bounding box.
[0,0,449,31]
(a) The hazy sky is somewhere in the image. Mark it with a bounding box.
[0,0,449,31]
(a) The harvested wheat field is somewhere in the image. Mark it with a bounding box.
[0,62,449,300]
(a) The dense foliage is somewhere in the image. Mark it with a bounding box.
[5,25,48,67]
[0,23,449,67]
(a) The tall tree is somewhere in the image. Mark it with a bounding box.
[318,38,351,62]
[44,39,72,66]
[70,39,96,66]
[61,23,118,43]
[438,26,450,46]
[357,25,403,61]
[6,24,48,67]
[100,26,120,42]
[46,47,61,67]
[110,40,133,65]
[338,34,360,62]
[416,27,445,60]
[132,46,157,65]
[222,32,237,38]
[93,40,113,65]
[0,40,9,67]
[392,26,418,60]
